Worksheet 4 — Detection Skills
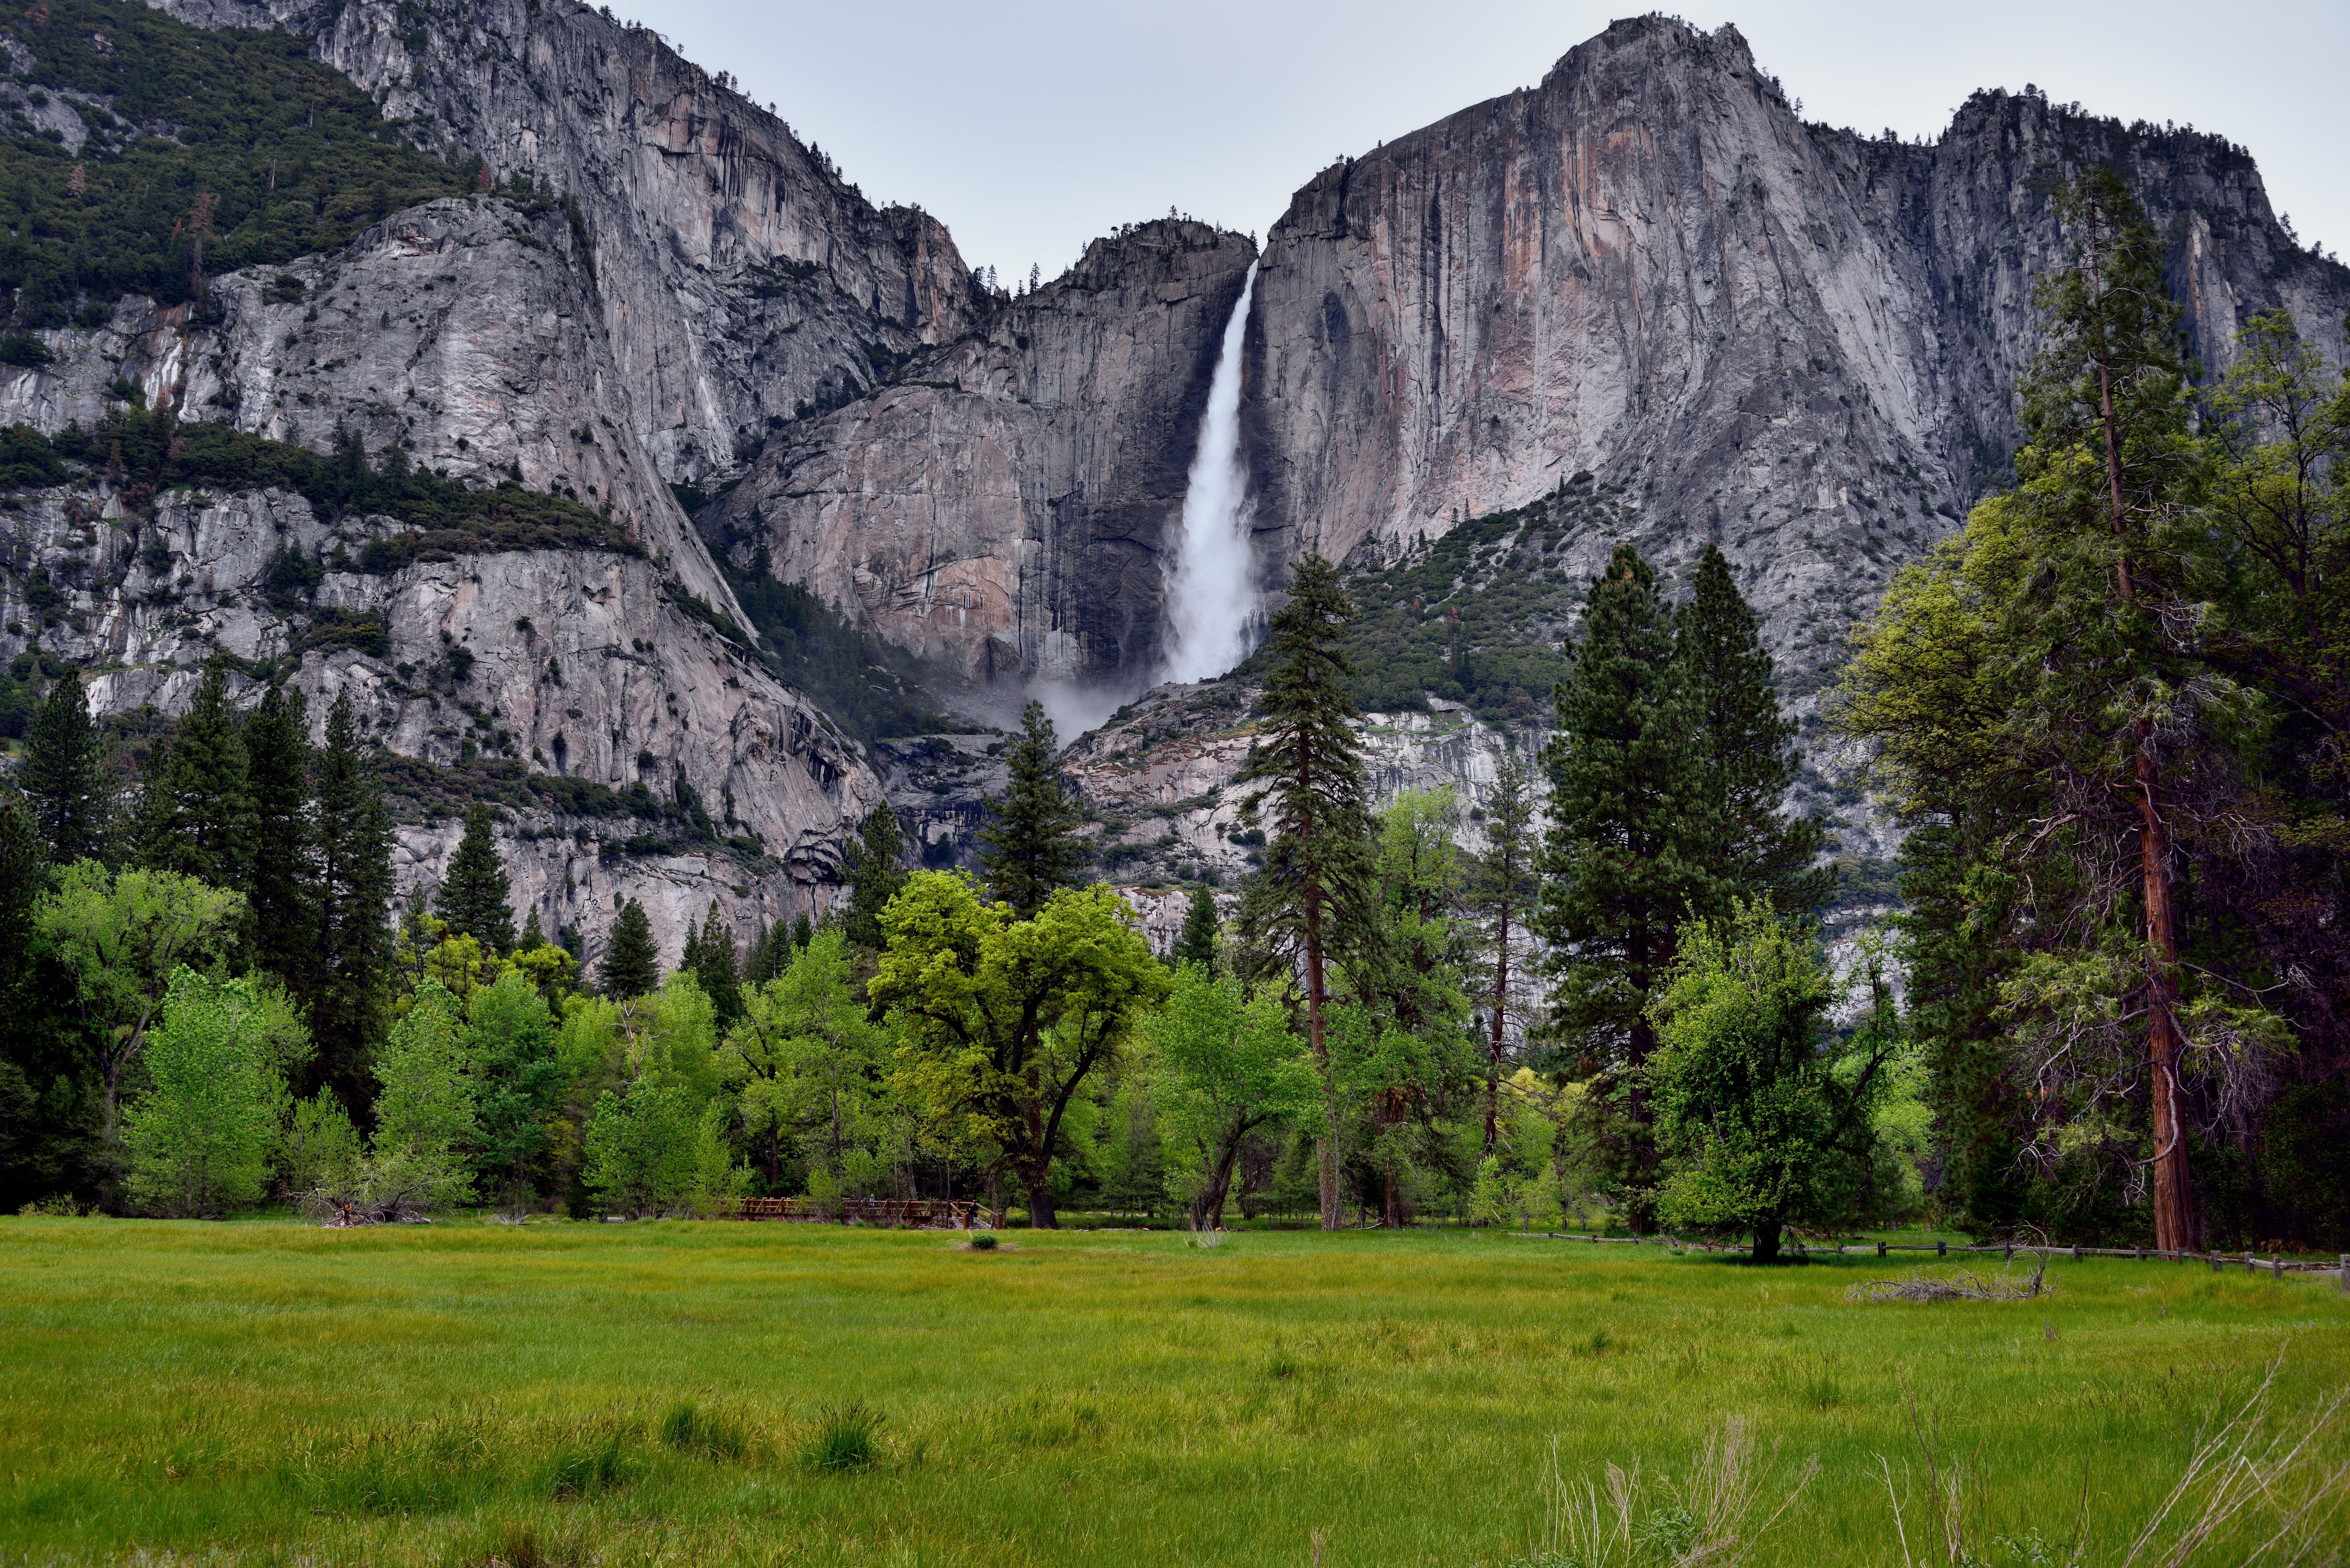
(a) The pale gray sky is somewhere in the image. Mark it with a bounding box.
[640,1,2346,292]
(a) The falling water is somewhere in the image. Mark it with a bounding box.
[1158,260,1261,683]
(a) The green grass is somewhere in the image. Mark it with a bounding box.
[0,1219,2344,1566]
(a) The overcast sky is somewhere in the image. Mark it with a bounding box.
[637,1,2346,291]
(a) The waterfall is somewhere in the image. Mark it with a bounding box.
[1158,260,1260,684]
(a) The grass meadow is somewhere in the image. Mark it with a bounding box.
[1,1218,2345,1567]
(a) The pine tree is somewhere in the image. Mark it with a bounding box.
[1234,554,1378,1232]
[519,907,547,951]
[1675,543,1829,914]
[690,903,743,1025]
[600,898,659,998]
[435,802,515,954]
[21,668,107,864]
[310,687,395,1113]
[791,911,813,951]
[1469,744,1540,1154]
[136,657,254,887]
[977,700,1089,916]
[243,683,315,989]
[840,802,907,951]
[1174,883,1219,973]
[1536,544,1712,1226]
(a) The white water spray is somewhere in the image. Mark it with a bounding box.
[1159,261,1261,683]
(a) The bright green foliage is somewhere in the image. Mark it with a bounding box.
[464,970,562,1209]
[839,802,908,952]
[1173,884,1220,974]
[1645,903,1898,1260]
[598,899,659,999]
[581,1076,734,1219]
[277,1087,361,1201]
[1675,543,1827,914]
[20,668,107,865]
[875,872,1168,1228]
[133,659,253,890]
[37,859,243,1149]
[1234,554,1378,1231]
[1140,967,1313,1229]
[309,688,394,1111]
[723,927,889,1196]
[365,981,478,1215]
[121,970,286,1217]
[243,683,313,990]
[977,700,1089,918]
[0,0,478,322]
[435,803,515,955]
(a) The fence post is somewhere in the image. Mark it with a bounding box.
[2211,1252,2223,1272]
[2004,1241,2014,1261]
[2340,1255,2348,1294]
[1877,1241,1887,1258]
[2135,1246,2145,1260]
[2271,1256,2282,1282]
[1936,1240,1947,1258]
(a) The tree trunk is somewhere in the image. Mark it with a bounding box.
[1305,886,1340,1232]
[1024,1171,1057,1230]
[2137,728,2196,1252]
[1751,1220,1782,1263]
[1484,904,1509,1156]
[1382,1159,1402,1228]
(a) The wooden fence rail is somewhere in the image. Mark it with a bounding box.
[1503,1230,2350,1285]
[737,1196,989,1228]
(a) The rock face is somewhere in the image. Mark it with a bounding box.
[154,0,983,493]
[709,223,1257,687]
[1245,17,2350,686]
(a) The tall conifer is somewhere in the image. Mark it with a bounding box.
[435,802,516,953]
[691,903,743,1024]
[1174,883,1219,974]
[243,683,315,988]
[1469,745,1540,1154]
[600,898,659,998]
[1536,545,1710,1224]
[136,658,253,886]
[1675,543,1829,913]
[311,687,394,1112]
[1234,554,1378,1232]
[21,668,107,865]
[841,802,907,951]
[977,700,1089,916]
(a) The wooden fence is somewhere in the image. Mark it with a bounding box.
[1505,1230,2350,1285]
[737,1196,988,1228]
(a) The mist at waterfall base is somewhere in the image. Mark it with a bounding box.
[1025,262,1265,747]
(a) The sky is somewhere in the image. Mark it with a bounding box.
[635,1,2347,292]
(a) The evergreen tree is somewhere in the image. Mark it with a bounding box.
[136,657,253,887]
[1469,745,1540,1154]
[1174,883,1220,974]
[1675,543,1829,914]
[21,668,107,865]
[690,903,743,1026]
[1536,545,1711,1226]
[243,683,315,989]
[600,898,659,999]
[435,802,515,954]
[1234,554,1378,1232]
[792,911,814,951]
[977,700,1089,916]
[840,802,907,951]
[310,687,395,1114]
[518,907,547,951]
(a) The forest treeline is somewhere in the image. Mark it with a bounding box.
[0,172,2343,1254]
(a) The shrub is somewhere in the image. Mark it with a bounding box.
[968,1232,999,1251]
[545,1432,627,1498]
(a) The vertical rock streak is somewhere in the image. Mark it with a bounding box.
[1160,261,1261,683]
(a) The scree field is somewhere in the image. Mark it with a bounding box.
[1,1219,2345,1567]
